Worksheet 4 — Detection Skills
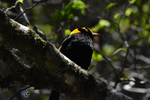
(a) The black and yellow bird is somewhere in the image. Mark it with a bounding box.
[49,27,101,100]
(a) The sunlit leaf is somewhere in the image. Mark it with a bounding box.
[92,50,102,61]
[99,19,110,28]
[91,25,101,32]
[18,0,24,3]
[125,8,132,16]
[105,3,117,13]
[114,13,120,20]
[65,29,71,37]
[125,6,138,16]
[72,0,86,10]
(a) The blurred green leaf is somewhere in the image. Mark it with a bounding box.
[67,14,74,19]
[99,19,110,28]
[129,0,136,4]
[0,3,9,7]
[102,45,115,56]
[142,4,150,13]
[92,50,102,61]
[18,0,24,3]
[60,11,65,16]
[114,13,120,20]
[91,19,110,32]
[91,25,101,32]
[112,47,127,55]
[38,24,53,35]
[125,8,132,16]
[65,2,73,15]
[113,37,145,55]
[72,0,86,10]
[143,23,150,30]
[129,37,145,48]
[81,9,86,15]
[65,29,71,37]
[120,18,130,33]
[119,75,130,81]
[52,34,58,41]
[105,3,117,13]
[132,6,138,14]
[125,6,138,16]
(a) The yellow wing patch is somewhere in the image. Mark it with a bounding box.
[58,46,62,51]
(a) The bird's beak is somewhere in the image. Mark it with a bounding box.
[93,33,102,37]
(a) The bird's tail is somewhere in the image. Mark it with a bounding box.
[49,90,60,100]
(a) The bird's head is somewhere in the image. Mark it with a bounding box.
[70,27,101,40]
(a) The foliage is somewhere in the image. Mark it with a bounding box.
[18,0,24,3]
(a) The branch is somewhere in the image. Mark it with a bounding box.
[0,10,133,100]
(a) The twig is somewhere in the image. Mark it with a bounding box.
[18,4,31,26]
[4,1,19,14]
[95,49,119,76]
[15,0,48,20]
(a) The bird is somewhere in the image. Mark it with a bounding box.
[49,27,101,100]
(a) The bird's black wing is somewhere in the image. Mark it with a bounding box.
[58,35,73,52]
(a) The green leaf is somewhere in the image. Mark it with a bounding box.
[105,3,117,13]
[68,14,74,19]
[129,37,145,48]
[81,9,85,15]
[102,45,115,56]
[112,47,127,55]
[52,34,58,41]
[18,0,24,3]
[92,50,102,61]
[65,2,73,15]
[114,13,120,20]
[129,0,136,4]
[125,8,132,16]
[72,0,86,10]
[113,37,145,55]
[65,29,71,37]
[99,19,110,28]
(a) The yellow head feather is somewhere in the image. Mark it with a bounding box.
[70,27,93,35]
